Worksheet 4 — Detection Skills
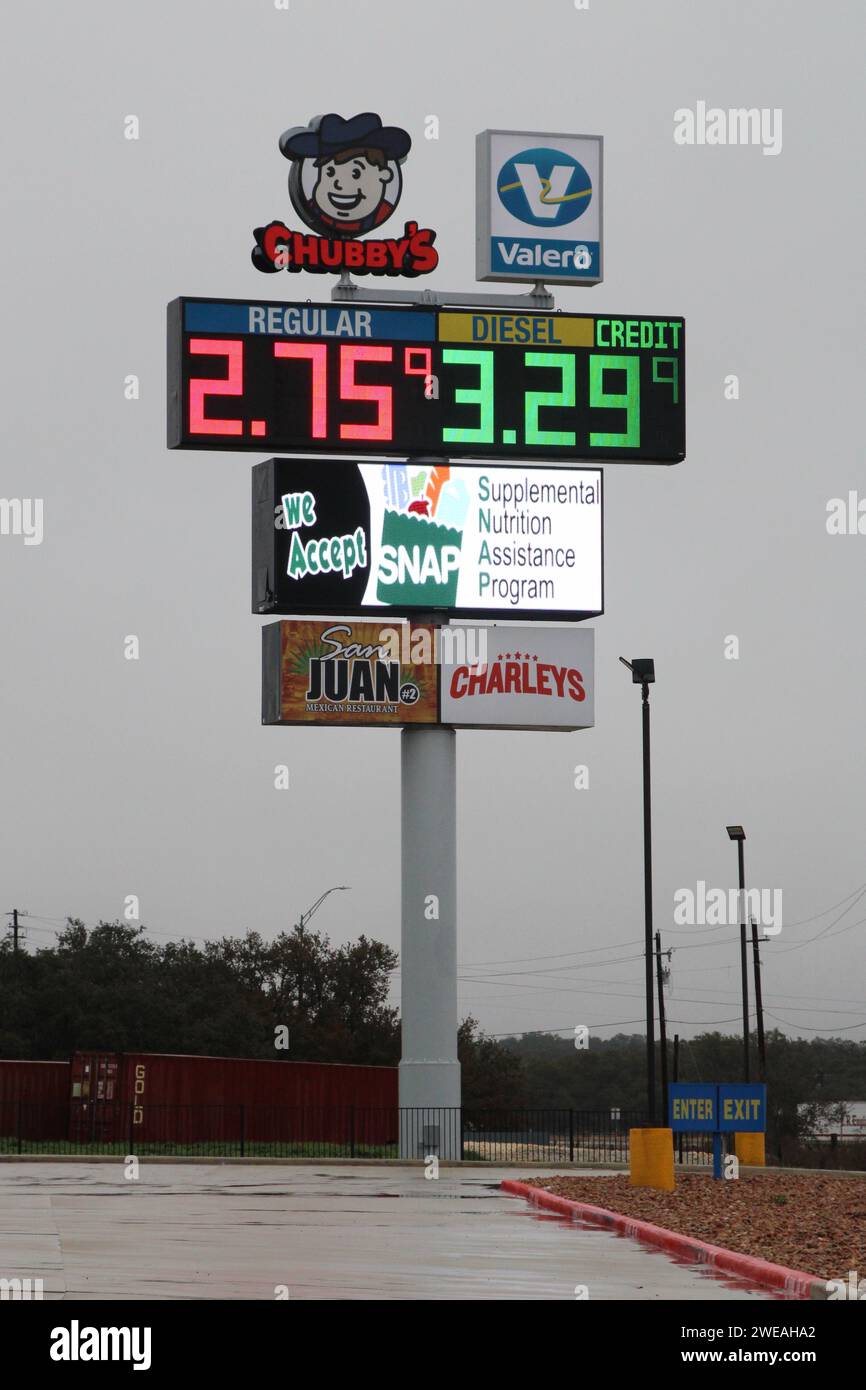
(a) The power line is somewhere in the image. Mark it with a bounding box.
[461,976,773,1018]
[774,909,866,955]
[487,1013,753,1039]
[667,1014,752,1026]
[763,1009,866,1035]
[489,1018,646,1037]
[669,936,742,951]
[463,881,866,959]
[459,939,644,967]
[774,880,866,929]
[459,952,646,979]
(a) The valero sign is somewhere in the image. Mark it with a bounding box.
[477,130,603,285]
[262,621,595,731]
[252,112,438,278]
[252,458,603,621]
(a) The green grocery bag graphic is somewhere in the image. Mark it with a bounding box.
[376,509,464,607]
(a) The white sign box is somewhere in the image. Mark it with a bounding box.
[359,463,602,619]
[440,625,595,730]
[477,129,603,285]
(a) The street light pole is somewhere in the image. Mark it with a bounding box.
[726,826,750,1082]
[620,657,657,1126]
[641,680,655,1124]
[295,885,350,1012]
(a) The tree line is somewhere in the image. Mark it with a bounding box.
[2,922,864,1128]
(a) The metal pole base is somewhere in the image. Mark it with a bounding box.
[398,1063,462,1160]
[399,727,461,1158]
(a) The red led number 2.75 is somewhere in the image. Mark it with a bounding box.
[186,338,403,442]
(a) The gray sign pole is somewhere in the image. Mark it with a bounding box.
[399,723,461,1159]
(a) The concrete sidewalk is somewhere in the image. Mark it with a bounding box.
[0,1162,775,1300]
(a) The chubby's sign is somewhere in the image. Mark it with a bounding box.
[252,112,438,278]
[252,458,603,621]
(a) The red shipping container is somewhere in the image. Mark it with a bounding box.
[70,1051,397,1148]
[0,1059,70,1141]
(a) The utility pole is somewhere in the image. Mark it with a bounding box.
[655,931,669,1126]
[5,909,23,953]
[296,912,307,1013]
[751,916,767,1081]
[672,1033,682,1162]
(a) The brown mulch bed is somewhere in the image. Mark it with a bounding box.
[522,1172,866,1282]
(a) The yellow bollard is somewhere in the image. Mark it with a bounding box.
[630,1127,675,1190]
[734,1132,766,1166]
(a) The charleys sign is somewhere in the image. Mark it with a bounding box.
[252,112,438,278]
[252,458,603,621]
[441,625,594,730]
[262,619,595,731]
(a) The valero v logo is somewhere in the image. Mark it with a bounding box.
[497,147,593,228]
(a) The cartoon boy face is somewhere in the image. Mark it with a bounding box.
[312,147,393,224]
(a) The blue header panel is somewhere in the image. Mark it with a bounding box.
[183,300,435,341]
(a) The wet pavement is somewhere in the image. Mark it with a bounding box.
[0,1162,776,1300]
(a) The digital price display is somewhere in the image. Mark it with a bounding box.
[168,298,685,464]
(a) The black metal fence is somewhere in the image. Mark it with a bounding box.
[0,1100,715,1163]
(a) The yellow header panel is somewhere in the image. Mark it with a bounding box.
[438,312,594,348]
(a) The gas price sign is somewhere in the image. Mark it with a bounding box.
[168,297,685,464]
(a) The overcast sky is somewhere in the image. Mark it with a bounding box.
[2,0,864,1047]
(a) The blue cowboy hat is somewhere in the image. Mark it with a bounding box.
[279,112,411,164]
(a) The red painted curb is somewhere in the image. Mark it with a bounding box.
[501,1180,826,1300]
